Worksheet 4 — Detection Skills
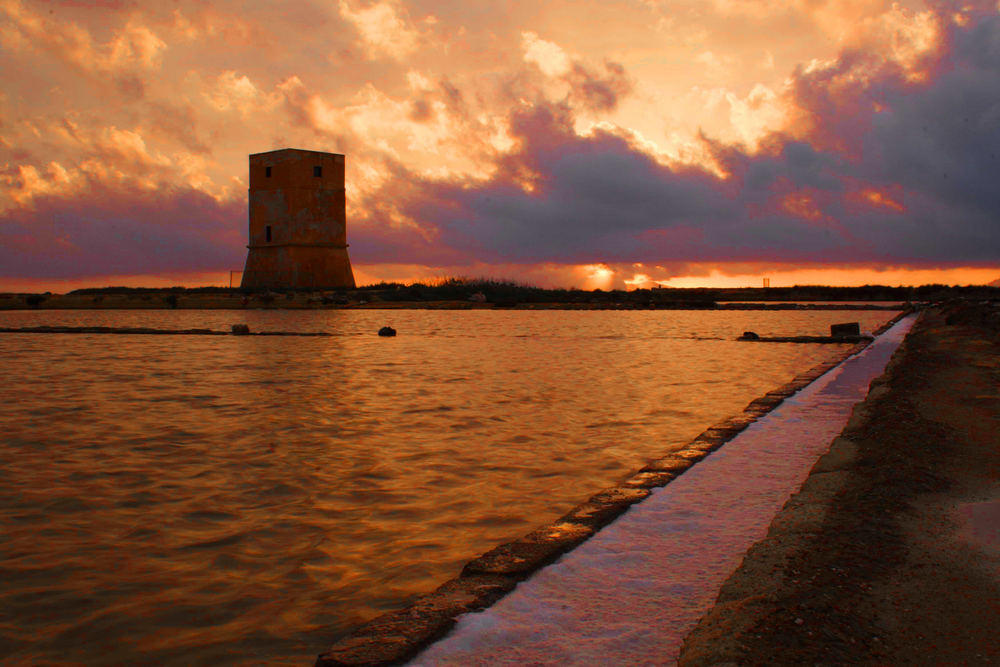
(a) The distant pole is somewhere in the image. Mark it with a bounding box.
[763,277,770,288]
[230,271,239,289]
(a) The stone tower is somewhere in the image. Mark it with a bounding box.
[240,148,356,289]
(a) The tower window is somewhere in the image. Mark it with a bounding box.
[265,166,272,177]
[314,166,322,177]
[265,225,272,242]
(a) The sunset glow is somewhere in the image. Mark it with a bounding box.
[2,0,999,290]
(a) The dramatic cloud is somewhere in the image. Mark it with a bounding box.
[351,6,1000,272]
[0,0,997,289]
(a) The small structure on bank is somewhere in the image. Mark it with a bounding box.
[240,148,356,289]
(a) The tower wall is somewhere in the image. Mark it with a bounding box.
[241,149,356,289]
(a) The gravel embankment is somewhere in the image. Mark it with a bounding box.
[678,303,1000,666]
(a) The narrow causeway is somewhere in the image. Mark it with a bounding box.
[409,315,916,666]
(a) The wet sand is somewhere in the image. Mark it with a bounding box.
[678,303,1000,665]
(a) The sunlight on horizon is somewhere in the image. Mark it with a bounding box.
[3,265,996,294]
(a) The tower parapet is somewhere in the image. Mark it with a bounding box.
[241,148,356,289]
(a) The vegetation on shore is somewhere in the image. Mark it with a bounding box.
[1,277,997,310]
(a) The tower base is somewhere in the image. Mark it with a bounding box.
[241,245,356,289]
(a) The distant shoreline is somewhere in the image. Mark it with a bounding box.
[2,282,993,311]
[0,298,908,311]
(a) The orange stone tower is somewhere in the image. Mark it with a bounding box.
[240,148,356,289]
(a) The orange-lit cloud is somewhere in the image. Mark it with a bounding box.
[338,0,427,61]
[1,0,998,291]
[780,192,824,221]
[850,188,906,213]
[652,264,1000,289]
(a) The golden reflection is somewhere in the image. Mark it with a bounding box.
[0,308,900,664]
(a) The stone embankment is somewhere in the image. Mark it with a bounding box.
[0,325,332,336]
[678,302,1000,665]
[313,311,912,667]
[739,334,873,343]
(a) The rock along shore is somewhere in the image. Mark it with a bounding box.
[678,302,1000,665]
[312,312,913,666]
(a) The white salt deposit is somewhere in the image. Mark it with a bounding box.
[411,315,916,666]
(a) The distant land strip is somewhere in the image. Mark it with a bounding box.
[311,310,912,667]
[0,299,909,311]
[5,281,997,311]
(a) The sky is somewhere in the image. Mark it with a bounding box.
[2,0,999,291]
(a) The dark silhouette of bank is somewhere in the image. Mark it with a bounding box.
[6,281,998,311]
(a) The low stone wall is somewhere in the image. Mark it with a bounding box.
[0,326,333,336]
[739,334,873,343]
[313,311,912,666]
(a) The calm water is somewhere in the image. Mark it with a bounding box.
[0,309,896,665]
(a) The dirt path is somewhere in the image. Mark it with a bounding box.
[678,303,1000,666]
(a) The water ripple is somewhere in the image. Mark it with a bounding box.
[0,308,897,665]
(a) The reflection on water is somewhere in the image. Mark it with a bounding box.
[411,316,917,666]
[0,309,895,665]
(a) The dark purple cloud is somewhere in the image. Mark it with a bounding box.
[566,60,632,112]
[0,184,246,279]
[355,10,1000,270]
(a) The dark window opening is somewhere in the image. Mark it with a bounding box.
[265,166,272,177]
[265,225,272,242]
[314,166,322,177]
